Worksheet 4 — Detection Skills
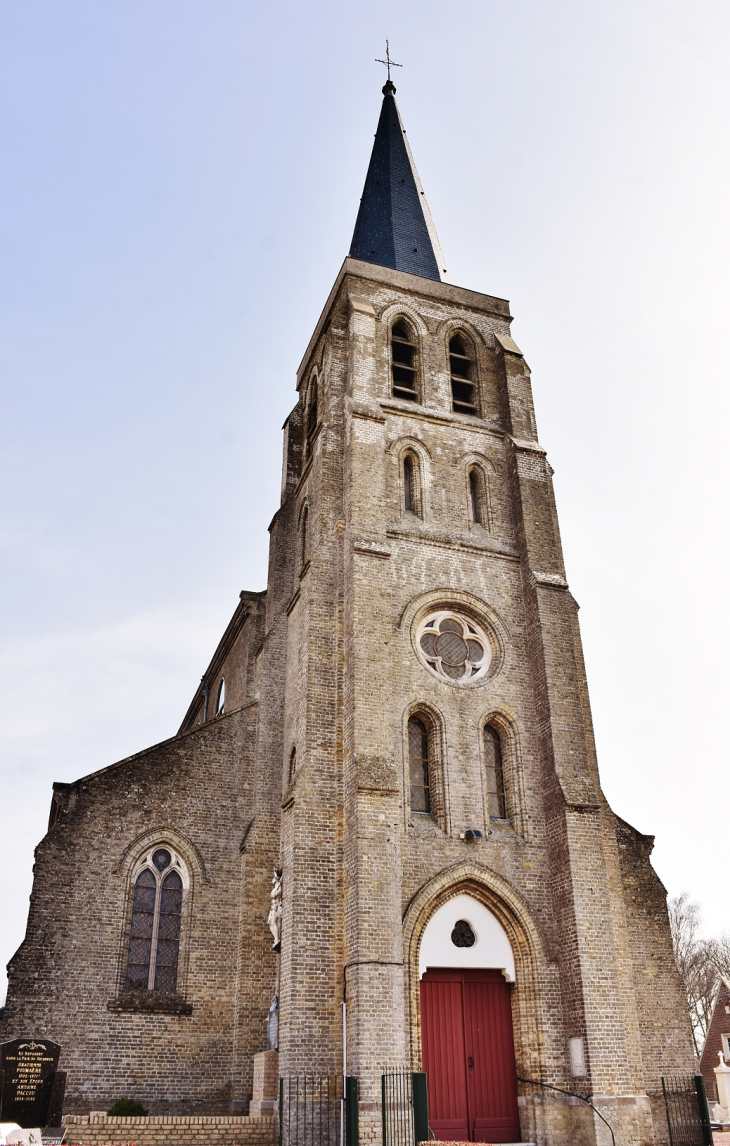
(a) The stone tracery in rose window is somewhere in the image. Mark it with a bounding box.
[416,610,492,683]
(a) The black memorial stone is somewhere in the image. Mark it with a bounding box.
[0,1040,65,1128]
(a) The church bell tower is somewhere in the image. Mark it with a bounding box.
[272,77,696,1146]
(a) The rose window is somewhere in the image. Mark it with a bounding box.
[451,920,476,948]
[416,611,491,683]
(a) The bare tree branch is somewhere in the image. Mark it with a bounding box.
[668,893,720,1056]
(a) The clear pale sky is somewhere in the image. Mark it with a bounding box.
[1,0,729,1004]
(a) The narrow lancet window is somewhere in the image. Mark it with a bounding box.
[300,505,309,570]
[402,452,422,517]
[215,677,225,716]
[404,455,414,511]
[469,468,482,524]
[484,725,506,819]
[450,333,477,415]
[391,319,418,401]
[125,848,184,994]
[409,715,431,813]
[306,380,318,454]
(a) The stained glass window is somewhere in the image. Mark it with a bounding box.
[484,725,506,819]
[416,611,491,683]
[408,715,431,814]
[125,850,184,993]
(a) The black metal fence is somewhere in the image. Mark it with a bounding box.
[661,1074,713,1146]
[381,1071,429,1146]
[279,1076,358,1146]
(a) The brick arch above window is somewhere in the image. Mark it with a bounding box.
[116,827,208,884]
[435,316,490,350]
[378,301,429,338]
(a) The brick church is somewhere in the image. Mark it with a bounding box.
[2,78,697,1145]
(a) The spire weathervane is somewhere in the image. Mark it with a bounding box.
[375,40,402,85]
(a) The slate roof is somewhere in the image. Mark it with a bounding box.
[349,81,448,282]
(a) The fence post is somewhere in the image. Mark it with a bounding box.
[694,1074,713,1146]
[346,1076,359,1146]
[381,1075,387,1146]
[411,1073,428,1145]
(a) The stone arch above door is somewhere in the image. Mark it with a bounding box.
[418,892,516,981]
[403,862,550,1081]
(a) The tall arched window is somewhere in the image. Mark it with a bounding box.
[125,848,184,994]
[468,468,483,525]
[449,332,477,415]
[289,747,297,783]
[305,378,318,455]
[391,319,418,401]
[300,504,309,570]
[403,452,422,517]
[215,677,225,716]
[484,725,506,819]
[408,714,431,813]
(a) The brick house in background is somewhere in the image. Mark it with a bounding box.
[700,979,730,1101]
[2,79,698,1145]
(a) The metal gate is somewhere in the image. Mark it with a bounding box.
[279,1076,358,1146]
[661,1074,713,1146]
[381,1071,429,1146]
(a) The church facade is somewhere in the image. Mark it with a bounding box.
[2,81,697,1145]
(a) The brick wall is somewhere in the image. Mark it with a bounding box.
[63,1114,276,1146]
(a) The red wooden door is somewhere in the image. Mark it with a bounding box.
[421,969,521,1143]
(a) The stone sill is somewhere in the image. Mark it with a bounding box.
[107,992,193,1015]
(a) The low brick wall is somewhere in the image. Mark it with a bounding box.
[62,1114,277,1146]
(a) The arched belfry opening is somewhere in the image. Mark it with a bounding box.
[418,893,521,1142]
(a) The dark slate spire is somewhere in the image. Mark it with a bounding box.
[349,81,448,282]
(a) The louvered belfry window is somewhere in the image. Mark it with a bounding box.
[484,725,506,819]
[450,333,477,414]
[391,319,418,400]
[125,848,183,993]
[408,715,431,813]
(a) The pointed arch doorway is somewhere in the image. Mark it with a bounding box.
[419,895,521,1143]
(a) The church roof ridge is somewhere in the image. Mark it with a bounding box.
[349,81,448,282]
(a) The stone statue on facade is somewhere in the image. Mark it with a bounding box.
[267,869,282,951]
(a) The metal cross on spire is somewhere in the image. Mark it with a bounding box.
[375,40,402,83]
